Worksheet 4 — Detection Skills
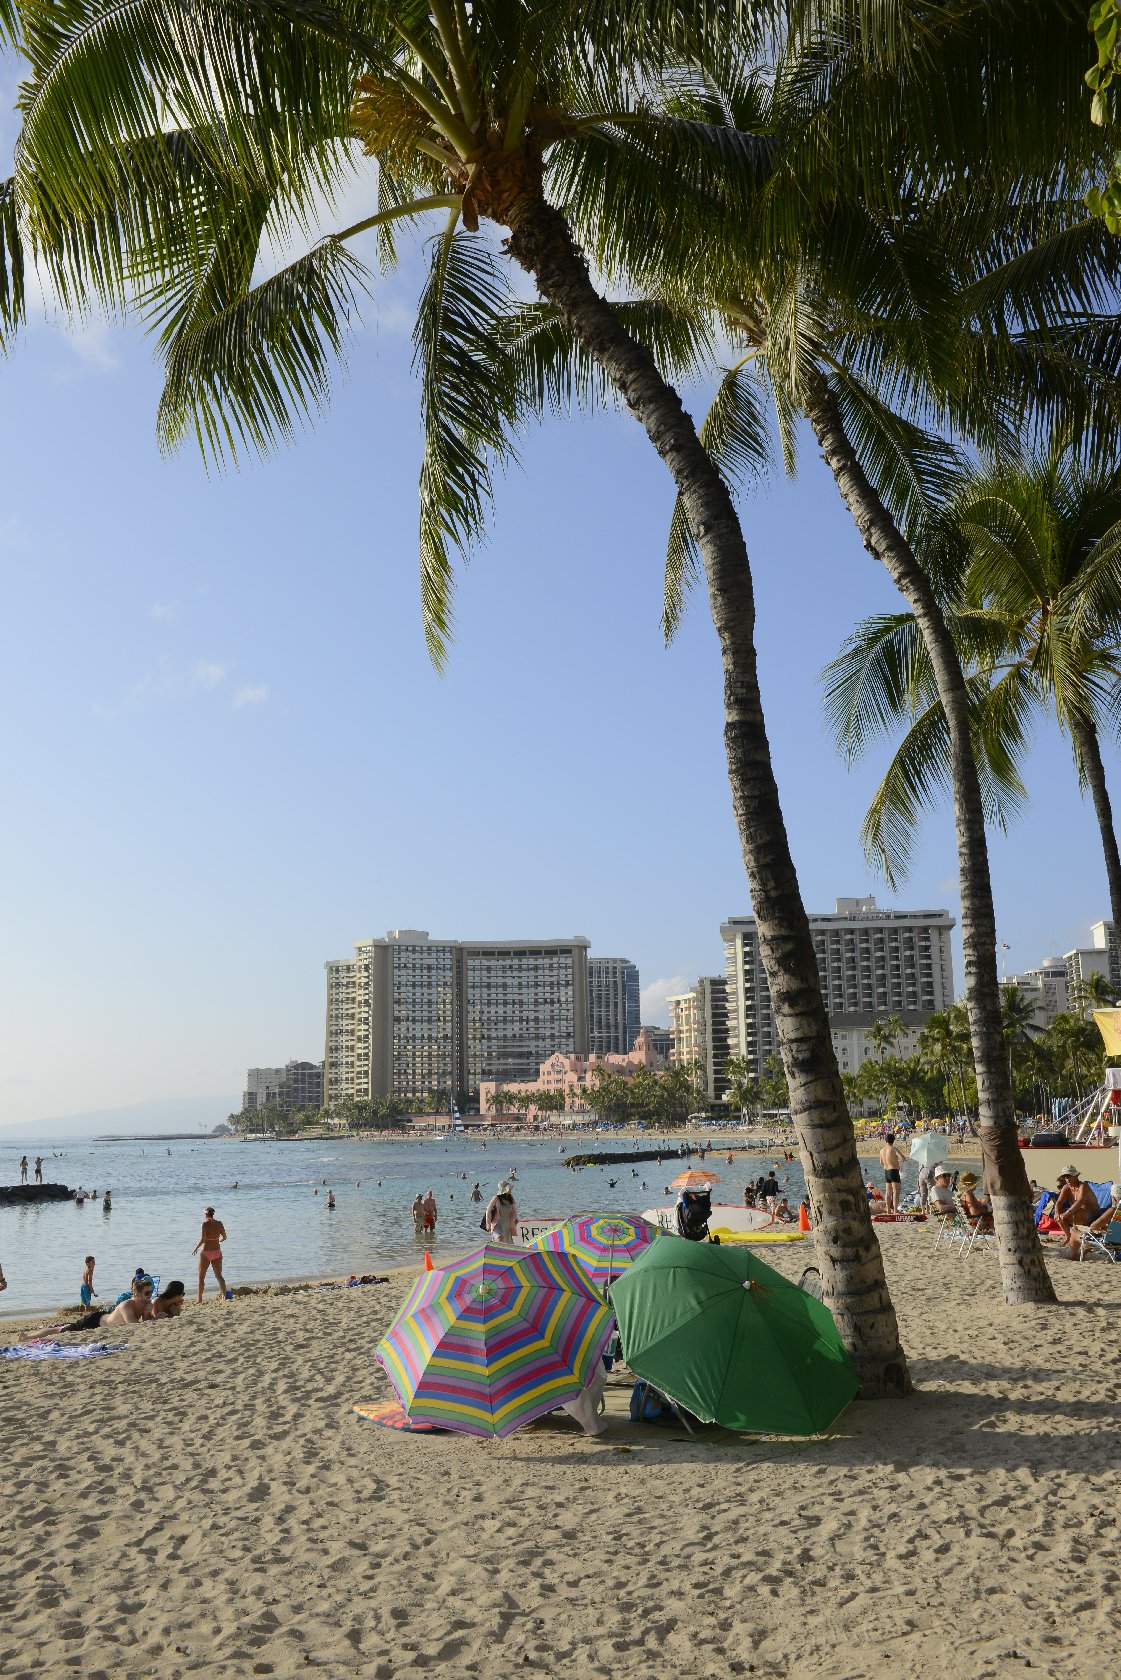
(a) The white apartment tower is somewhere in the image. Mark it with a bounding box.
[324,929,590,1106]
[587,957,641,1055]
[722,897,956,1074]
[1064,919,1121,1004]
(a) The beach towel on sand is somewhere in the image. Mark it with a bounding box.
[0,1341,128,1361]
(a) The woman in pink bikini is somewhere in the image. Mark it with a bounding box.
[193,1206,230,1303]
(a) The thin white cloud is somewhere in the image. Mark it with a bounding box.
[100,655,231,714]
[193,660,229,690]
[640,975,694,1025]
[232,684,269,708]
[148,600,178,621]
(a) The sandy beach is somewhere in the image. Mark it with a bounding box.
[1,1230,1118,1680]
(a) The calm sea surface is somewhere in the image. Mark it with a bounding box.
[0,1133,922,1315]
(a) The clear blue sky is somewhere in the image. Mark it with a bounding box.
[0,223,1112,1129]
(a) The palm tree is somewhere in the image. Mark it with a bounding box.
[1071,970,1118,1016]
[831,442,1121,941]
[12,0,910,1387]
[865,1015,905,1065]
[1000,983,1041,1100]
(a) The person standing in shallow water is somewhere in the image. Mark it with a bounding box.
[485,1182,518,1242]
[193,1206,230,1303]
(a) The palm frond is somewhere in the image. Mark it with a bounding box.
[156,235,367,464]
[827,366,964,544]
[414,222,521,669]
[663,359,772,641]
[859,666,1033,887]
[501,297,718,415]
[0,177,26,340]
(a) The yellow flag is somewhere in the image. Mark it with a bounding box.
[1093,1010,1121,1056]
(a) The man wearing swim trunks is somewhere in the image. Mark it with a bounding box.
[192,1206,229,1304]
[422,1189,437,1234]
[879,1133,903,1214]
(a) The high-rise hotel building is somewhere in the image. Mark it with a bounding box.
[587,957,641,1055]
[722,897,955,1076]
[324,929,590,1105]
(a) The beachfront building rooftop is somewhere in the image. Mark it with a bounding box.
[324,929,590,1106]
[722,897,956,1075]
[479,1026,666,1120]
[667,976,730,1102]
[587,956,641,1055]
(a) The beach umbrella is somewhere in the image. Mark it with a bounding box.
[907,1133,953,1168]
[532,1212,658,1288]
[374,1243,613,1438]
[670,1170,722,1189]
[610,1234,857,1435]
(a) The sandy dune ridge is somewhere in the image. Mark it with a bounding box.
[0,1230,1118,1679]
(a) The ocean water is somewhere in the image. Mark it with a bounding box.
[0,1133,922,1315]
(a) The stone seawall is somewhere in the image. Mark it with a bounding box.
[0,1183,72,1205]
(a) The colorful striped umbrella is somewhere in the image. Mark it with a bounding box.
[670,1170,722,1189]
[374,1244,614,1438]
[532,1212,659,1288]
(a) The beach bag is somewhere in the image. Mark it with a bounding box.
[629,1381,675,1425]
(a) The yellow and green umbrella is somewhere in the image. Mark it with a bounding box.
[610,1235,857,1435]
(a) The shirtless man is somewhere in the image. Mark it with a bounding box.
[1062,1182,1121,1258]
[1054,1169,1100,1241]
[421,1189,437,1234]
[879,1133,903,1214]
[192,1206,230,1303]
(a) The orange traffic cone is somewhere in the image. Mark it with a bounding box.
[798,1202,811,1232]
[423,1250,434,1271]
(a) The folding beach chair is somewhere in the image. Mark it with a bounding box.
[929,1204,970,1251]
[1075,1221,1121,1262]
[797,1266,824,1302]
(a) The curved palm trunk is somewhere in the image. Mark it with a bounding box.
[1069,713,1121,965]
[802,379,1055,1305]
[499,186,909,1394]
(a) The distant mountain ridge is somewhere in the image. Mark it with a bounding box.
[0,1093,241,1141]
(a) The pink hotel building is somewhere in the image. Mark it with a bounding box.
[478,1027,666,1121]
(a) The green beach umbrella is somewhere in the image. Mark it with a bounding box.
[610,1235,857,1435]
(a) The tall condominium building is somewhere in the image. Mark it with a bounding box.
[587,957,641,1055]
[722,896,956,1075]
[1005,959,1070,1030]
[667,976,730,1103]
[324,929,590,1105]
[640,1025,673,1064]
[1065,919,1120,1004]
[243,1067,285,1111]
[243,1060,323,1113]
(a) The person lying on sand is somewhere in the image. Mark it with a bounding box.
[150,1280,186,1319]
[36,1275,155,1335]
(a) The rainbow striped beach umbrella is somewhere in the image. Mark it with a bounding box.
[374,1244,614,1438]
[533,1212,658,1288]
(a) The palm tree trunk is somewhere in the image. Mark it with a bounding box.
[501,188,910,1394]
[1069,712,1121,966]
[802,377,1055,1305]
